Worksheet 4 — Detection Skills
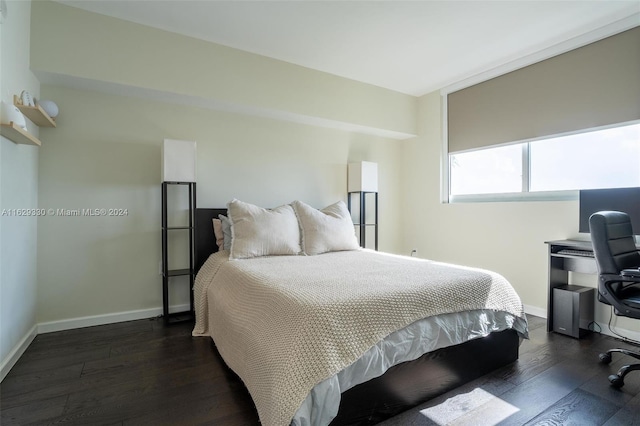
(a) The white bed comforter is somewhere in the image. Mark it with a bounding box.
[193,249,527,426]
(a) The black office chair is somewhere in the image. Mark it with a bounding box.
[589,211,640,388]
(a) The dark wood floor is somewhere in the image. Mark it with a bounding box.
[1,315,639,425]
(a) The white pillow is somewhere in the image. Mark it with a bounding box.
[212,218,224,249]
[218,214,233,250]
[227,199,301,260]
[292,200,359,255]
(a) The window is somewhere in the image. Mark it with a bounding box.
[449,122,640,201]
[450,144,522,196]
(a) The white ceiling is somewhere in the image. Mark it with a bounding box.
[56,1,639,96]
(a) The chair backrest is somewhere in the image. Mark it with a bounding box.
[589,211,640,275]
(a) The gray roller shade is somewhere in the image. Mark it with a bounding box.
[448,27,640,154]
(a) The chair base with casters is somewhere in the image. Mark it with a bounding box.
[589,211,640,389]
[599,347,640,388]
[597,274,640,388]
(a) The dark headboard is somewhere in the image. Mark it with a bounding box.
[195,208,227,273]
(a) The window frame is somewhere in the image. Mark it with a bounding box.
[444,137,579,204]
[443,120,639,204]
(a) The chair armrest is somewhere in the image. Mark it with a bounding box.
[600,274,640,319]
[621,268,640,278]
[602,274,640,284]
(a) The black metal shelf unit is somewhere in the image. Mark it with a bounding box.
[348,191,378,250]
[161,181,196,324]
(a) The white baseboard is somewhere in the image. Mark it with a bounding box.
[37,304,190,334]
[523,304,547,319]
[1,324,38,382]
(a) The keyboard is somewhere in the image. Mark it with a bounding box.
[557,249,595,257]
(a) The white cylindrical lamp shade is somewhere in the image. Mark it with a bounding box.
[348,161,378,192]
[162,139,196,182]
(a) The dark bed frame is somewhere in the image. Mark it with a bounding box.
[195,208,521,425]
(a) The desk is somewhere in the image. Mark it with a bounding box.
[545,240,597,333]
[545,239,640,333]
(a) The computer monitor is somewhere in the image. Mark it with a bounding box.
[579,187,640,235]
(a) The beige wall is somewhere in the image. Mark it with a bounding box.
[0,0,40,378]
[36,85,403,323]
[401,92,640,335]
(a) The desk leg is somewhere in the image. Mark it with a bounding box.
[547,249,568,332]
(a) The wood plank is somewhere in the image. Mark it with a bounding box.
[7,345,111,377]
[0,122,42,146]
[14,94,56,127]
[525,388,620,425]
[0,395,68,426]
[603,392,640,426]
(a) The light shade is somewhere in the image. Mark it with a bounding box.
[1,101,27,130]
[348,161,378,192]
[162,139,196,182]
[38,100,59,118]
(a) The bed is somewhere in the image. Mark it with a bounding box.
[192,203,528,426]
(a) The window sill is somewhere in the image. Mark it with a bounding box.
[448,190,578,204]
